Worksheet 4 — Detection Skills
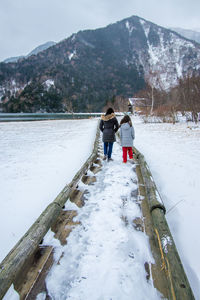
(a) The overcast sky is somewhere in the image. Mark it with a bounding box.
[1,0,200,62]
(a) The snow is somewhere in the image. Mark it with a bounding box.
[1,116,200,299]
[125,21,134,35]
[134,117,200,299]
[148,43,159,65]
[43,79,54,90]
[68,50,76,61]
[140,19,150,38]
[43,141,161,300]
[0,119,98,262]
[0,81,27,99]
[2,285,19,300]
[176,61,182,78]
[161,235,172,254]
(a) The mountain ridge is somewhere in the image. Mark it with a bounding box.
[3,41,56,63]
[170,27,200,44]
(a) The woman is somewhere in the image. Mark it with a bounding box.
[99,107,119,161]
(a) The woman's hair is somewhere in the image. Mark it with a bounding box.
[105,107,114,115]
[120,115,132,127]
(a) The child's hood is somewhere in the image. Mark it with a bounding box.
[121,123,131,130]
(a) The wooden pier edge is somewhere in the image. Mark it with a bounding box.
[134,147,195,300]
[0,124,100,299]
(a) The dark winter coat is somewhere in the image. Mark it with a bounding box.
[120,122,135,147]
[99,113,119,143]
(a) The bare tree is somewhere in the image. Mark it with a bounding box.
[146,70,164,115]
[176,74,200,123]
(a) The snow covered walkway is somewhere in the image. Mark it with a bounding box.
[40,140,161,300]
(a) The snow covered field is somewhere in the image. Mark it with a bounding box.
[0,119,98,262]
[134,118,200,299]
[1,117,200,299]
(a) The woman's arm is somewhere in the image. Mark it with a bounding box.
[114,118,119,132]
[99,119,104,132]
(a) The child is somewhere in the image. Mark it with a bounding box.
[119,115,135,163]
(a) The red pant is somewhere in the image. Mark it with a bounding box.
[122,147,133,162]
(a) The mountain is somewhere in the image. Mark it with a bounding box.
[27,41,56,56]
[170,28,200,44]
[3,41,56,63]
[3,56,24,64]
[1,15,200,113]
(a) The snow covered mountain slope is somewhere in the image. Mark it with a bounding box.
[128,17,200,89]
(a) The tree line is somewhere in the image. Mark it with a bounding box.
[131,74,200,123]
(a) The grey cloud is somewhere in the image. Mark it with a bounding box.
[0,0,200,61]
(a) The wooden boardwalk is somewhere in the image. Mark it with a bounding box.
[0,128,194,299]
